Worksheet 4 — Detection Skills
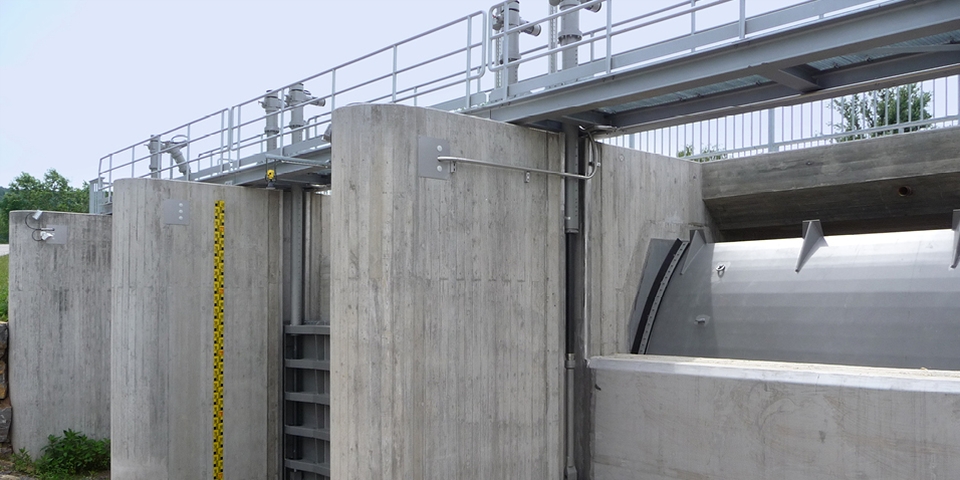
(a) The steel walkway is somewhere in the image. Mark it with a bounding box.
[93,0,960,206]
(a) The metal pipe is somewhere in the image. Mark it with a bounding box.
[506,1,520,84]
[261,90,283,151]
[565,353,578,480]
[562,122,585,480]
[166,142,190,176]
[564,123,581,232]
[436,154,598,180]
[147,135,162,178]
[285,83,325,144]
[558,0,581,71]
[290,185,305,326]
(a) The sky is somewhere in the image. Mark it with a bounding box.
[0,0,537,187]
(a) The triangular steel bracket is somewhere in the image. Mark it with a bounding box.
[680,229,707,275]
[951,209,959,269]
[796,219,824,273]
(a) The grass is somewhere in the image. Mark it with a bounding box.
[3,430,110,479]
[0,253,7,321]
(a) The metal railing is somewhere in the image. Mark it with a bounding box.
[606,75,960,161]
[93,0,904,213]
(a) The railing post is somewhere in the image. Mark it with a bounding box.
[739,0,746,39]
[466,18,473,108]
[606,0,612,74]
[392,45,398,103]
[767,108,777,152]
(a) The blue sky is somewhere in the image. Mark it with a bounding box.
[0,0,514,187]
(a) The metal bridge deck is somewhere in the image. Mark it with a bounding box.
[93,0,960,203]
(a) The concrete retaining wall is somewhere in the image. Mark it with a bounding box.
[590,355,960,479]
[8,211,112,456]
[331,104,565,479]
[110,179,281,479]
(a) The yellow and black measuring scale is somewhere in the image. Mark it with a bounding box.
[213,200,226,479]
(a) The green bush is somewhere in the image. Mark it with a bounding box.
[12,447,33,472]
[29,429,110,478]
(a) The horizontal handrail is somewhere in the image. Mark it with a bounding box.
[438,155,599,181]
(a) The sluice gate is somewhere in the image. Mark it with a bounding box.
[633,214,960,370]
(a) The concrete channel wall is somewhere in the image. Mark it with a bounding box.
[586,145,712,356]
[590,355,960,480]
[331,104,565,479]
[8,211,112,456]
[110,179,282,479]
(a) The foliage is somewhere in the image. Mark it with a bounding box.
[0,254,8,322]
[12,448,33,472]
[677,144,727,162]
[0,170,88,243]
[831,83,932,141]
[11,430,110,479]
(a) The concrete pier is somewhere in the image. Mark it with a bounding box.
[110,179,281,479]
[331,104,565,479]
[8,211,112,456]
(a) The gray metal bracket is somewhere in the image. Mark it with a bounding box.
[951,209,959,269]
[161,200,190,225]
[417,136,452,180]
[45,225,69,245]
[796,219,824,273]
[680,229,707,275]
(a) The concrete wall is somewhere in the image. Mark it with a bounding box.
[331,104,564,479]
[110,179,281,479]
[590,355,960,479]
[8,211,112,456]
[304,194,331,325]
[586,145,712,356]
[702,126,960,239]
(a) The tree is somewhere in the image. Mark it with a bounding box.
[677,144,727,162]
[831,83,932,142]
[0,170,88,243]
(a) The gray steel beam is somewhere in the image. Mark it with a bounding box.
[761,66,821,93]
[204,148,331,186]
[607,52,960,134]
[470,0,960,127]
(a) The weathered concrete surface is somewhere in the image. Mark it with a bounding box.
[8,211,111,456]
[111,179,281,479]
[304,194,331,325]
[586,145,712,356]
[590,355,960,480]
[331,104,564,479]
[702,127,960,240]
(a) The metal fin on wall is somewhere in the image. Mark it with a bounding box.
[952,209,959,269]
[680,229,707,275]
[796,219,824,273]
